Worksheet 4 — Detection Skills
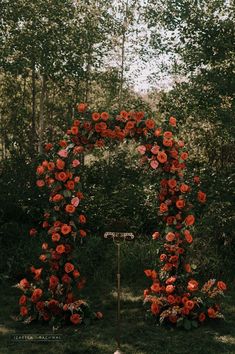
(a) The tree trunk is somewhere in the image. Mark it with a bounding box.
[31,61,37,158]
[38,74,47,154]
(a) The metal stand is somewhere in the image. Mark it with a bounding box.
[104,232,135,354]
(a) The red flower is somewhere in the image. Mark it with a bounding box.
[56,244,65,254]
[19,278,30,289]
[199,312,206,322]
[151,302,160,315]
[157,151,167,163]
[19,295,27,305]
[145,119,155,129]
[169,116,176,126]
[198,190,206,203]
[70,313,82,325]
[31,288,43,303]
[20,306,28,317]
[92,112,100,121]
[217,281,227,291]
[49,275,59,289]
[208,307,216,318]
[65,204,75,213]
[159,203,168,213]
[61,224,72,235]
[79,214,87,224]
[187,279,198,292]
[64,262,75,273]
[76,103,87,112]
[184,214,195,226]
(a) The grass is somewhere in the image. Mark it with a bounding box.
[0,278,235,354]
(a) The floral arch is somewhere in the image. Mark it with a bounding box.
[16,103,226,329]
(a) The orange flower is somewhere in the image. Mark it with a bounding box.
[169,116,176,126]
[64,262,75,273]
[52,194,63,202]
[176,199,185,209]
[167,295,175,304]
[144,269,152,277]
[181,152,188,160]
[187,279,199,292]
[194,176,200,184]
[208,307,216,318]
[160,254,167,262]
[125,121,135,130]
[145,119,155,129]
[79,229,87,237]
[73,270,80,278]
[65,204,75,213]
[48,162,55,171]
[66,180,75,190]
[56,159,65,170]
[185,300,194,310]
[180,183,189,193]
[56,244,65,254]
[163,131,172,139]
[160,203,168,213]
[217,281,227,291]
[37,165,44,175]
[19,278,30,289]
[184,230,193,243]
[151,283,161,292]
[166,232,175,242]
[168,179,177,189]
[152,231,160,240]
[56,171,68,182]
[198,190,206,203]
[101,112,109,121]
[52,233,60,242]
[120,110,129,120]
[70,313,82,325]
[166,285,175,294]
[154,128,162,136]
[157,151,167,163]
[92,112,100,121]
[151,302,160,315]
[76,103,87,112]
[36,180,45,188]
[184,263,192,273]
[184,214,195,226]
[79,214,87,224]
[61,224,72,235]
[71,126,79,135]
[20,306,28,317]
[166,276,177,284]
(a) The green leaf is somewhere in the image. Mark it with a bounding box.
[183,318,192,330]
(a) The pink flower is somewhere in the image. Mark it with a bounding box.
[151,145,160,155]
[137,145,146,155]
[72,159,80,167]
[58,149,68,158]
[150,160,159,169]
[71,197,80,207]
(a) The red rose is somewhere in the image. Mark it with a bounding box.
[64,262,75,273]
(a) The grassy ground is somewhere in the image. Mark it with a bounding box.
[0,279,235,354]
